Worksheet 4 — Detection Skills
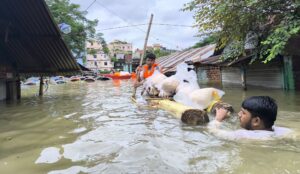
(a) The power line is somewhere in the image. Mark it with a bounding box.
[153,23,195,28]
[84,0,97,11]
[97,24,148,31]
[97,23,195,31]
[95,1,147,33]
[94,0,182,49]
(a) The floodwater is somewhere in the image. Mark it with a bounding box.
[0,80,300,174]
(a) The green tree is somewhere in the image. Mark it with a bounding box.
[87,48,98,55]
[95,33,110,55]
[152,49,172,58]
[46,0,98,58]
[111,56,117,62]
[192,35,218,48]
[183,0,300,62]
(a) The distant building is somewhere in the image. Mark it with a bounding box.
[146,46,153,52]
[86,40,113,72]
[86,51,113,72]
[153,43,166,51]
[108,40,132,57]
[86,39,102,50]
[134,44,173,60]
[116,53,125,59]
[108,40,133,72]
[133,49,143,59]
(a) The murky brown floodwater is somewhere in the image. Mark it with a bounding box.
[0,80,300,174]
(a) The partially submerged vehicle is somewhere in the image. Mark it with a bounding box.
[24,77,40,85]
[50,76,67,85]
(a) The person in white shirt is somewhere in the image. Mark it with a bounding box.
[209,96,292,140]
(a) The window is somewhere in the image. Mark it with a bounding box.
[94,62,97,66]
[93,55,97,58]
[91,42,93,46]
[104,62,108,66]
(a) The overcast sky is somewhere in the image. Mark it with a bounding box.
[70,0,199,50]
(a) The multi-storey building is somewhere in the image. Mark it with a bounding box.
[86,39,102,50]
[153,43,166,51]
[85,40,113,72]
[108,40,133,72]
[86,51,113,72]
[108,40,132,57]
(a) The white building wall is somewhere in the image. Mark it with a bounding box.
[86,41,102,50]
[86,40,114,71]
[116,54,125,59]
[133,52,142,59]
[108,41,133,57]
[86,53,113,71]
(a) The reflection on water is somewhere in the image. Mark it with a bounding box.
[0,80,300,174]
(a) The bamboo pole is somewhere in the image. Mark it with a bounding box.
[140,14,154,67]
[148,99,209,125]
[132,14,154,99]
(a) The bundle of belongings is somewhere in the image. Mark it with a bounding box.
[141,62,234,125]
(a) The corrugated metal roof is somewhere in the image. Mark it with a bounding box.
[187,44,216,62]
[198,55,223,65]
[156,44,216,73]
[197,54,254,67]
[0,0,80,75]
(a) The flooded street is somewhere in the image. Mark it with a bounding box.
[0,80,300,174]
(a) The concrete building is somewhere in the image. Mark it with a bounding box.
[86,39,102,50]
[86,40,113,72]
[86,51,113,72]
[108,40,132,57]
[133,49,143,59]
[153,43,166,51]
[116,53,125,59]
[108,40,133,71]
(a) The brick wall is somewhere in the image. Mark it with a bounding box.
[206,66,221,81]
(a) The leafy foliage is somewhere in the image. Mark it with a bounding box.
[192,35,218,48]
[153,49,172,58]
[99,69,111,74]
[111,57,118,62]
[87,48,98,55]
[260,15,300,63]
[222,40,245,61]
[46,0,98,58]
[95,33,110,55]
[183,0,300,62]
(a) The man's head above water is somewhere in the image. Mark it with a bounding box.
[239,96,277,131]
[145,53,156,66]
